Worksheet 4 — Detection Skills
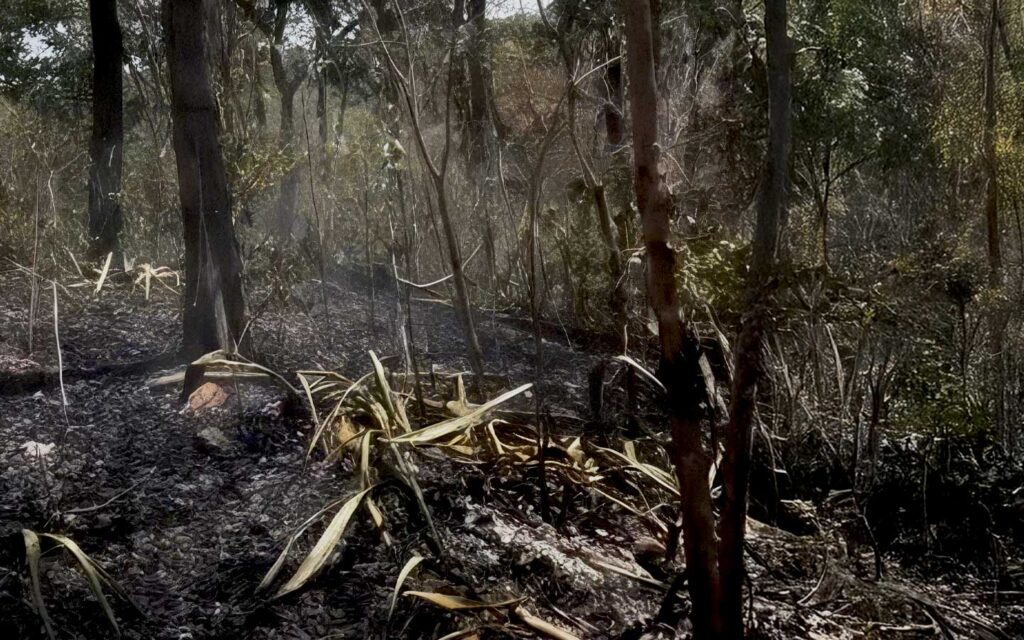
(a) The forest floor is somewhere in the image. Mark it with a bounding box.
[0,267,1022,639]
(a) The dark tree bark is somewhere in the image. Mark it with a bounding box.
[163,0,247,358]
[624,2,722,638]
[984,0,1009,450]
[717,0,793,637]
[985,0,1002,288]
[317,33,328,146]
[87,0,124,259]
[465,0,492,172]
[602,34,625,148]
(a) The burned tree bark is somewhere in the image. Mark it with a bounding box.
[603,34,625,149]
[717,0,793,637]
[623,2,722,638]
[163,0,247,358]
[984,0,1009,447]
[87,0,124,259]
[985,0,1002,289]
[465,0,492,172]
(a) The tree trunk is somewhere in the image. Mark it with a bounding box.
[366,3,487,386]
[466,0,492,173]
[87,0,124,259]
[164,0,247,358]
[594,183,627,338]
[316,32,328,146]
[624,2,722,638]
[270,0,305,240]
[984,0,1008,446]
[435,174,486,381]
[985,0,1002,288]
[717,1,793,637]
[275,84,302,238]
[603,35,625,149]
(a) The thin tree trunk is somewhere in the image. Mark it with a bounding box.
[367,2,486,385]
[87,0,124,259]
[603,34,625,148]
[985,0,1008,447]
[270,1,305,240]
[435,175,485,380]
[466,0,492,172]
[317,34,329,146]
[541,4,627,344]
[985,0,1002,288]
[624,2,722,638]
[164,0,246,358]
[717,1,793,637]
[275,82,301,239]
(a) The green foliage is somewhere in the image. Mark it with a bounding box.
[678,235,747,319]
[0,0,91,114]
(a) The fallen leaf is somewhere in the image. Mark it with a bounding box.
[185,382,231,414]
[21,441,55,460]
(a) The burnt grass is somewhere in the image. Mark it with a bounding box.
[1,267,1023,639]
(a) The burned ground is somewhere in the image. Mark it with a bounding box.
[0,269,1021,639]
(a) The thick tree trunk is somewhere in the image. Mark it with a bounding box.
[717,1,792,637]
[87,0,124,259]
[164,0,246,358]
[624,2,722,638]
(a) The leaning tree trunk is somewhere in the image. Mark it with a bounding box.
[163,0,246,358]
[717,0,793,637]
[623,2,723,639]
[87,0,124,259]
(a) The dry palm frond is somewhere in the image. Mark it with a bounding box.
[404,591,523,611]
[265,352,681,623]
[94,252,113,294]
[514,606,582,640]
[271,486,374,598]
[190,350,301,397]
[388,383,532,445]
[301,354,678,534]
[257,495,351,592]
[388,555,424,620]
[22,529,132,639]
[132,263,180,300]
[23,530,55,639]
